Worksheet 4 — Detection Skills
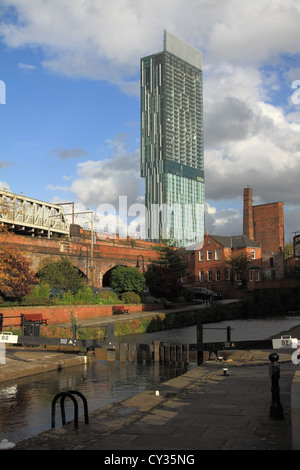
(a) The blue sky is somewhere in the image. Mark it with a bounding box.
[0,0,300,242]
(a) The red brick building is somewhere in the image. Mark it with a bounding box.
[184,233,262,296]
[243,187,284,279]
[183,187,285,295]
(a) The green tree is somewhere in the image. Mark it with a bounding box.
[284,241,294,259]
[144,263,181,300]
[110,266,145,295]
[37,256,85,294]
[145,240,189,299]
[223,252,252,285]
[224,253,252,272]
[154,240,189,278]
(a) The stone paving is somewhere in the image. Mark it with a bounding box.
[14,348,295,451]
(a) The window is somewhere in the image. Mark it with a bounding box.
[255,271,260,281]
[199,270,204,282]
[270,257,274,268]
[249,270,254,281]
[226,269,231,281]
[207,250,212,261]
[216,269,221,282]
[236,271,242,282]
[199,251,203,261]
[215,249,220,260]
[252,249,256,259]
[207,270,212,282]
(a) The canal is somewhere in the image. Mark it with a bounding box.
[1,316,300,445]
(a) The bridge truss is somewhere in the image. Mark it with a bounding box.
[0,190,70,238]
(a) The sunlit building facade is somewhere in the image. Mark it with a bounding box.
[141,31,204,246]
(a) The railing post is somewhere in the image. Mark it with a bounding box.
[269,353,284,420]
[72,324,77,341]
[226,326,231,342]
[197,322,203,365]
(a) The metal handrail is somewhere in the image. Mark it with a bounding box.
[51,390,89,430]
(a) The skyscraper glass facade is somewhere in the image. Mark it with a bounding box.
[141,31,204,246]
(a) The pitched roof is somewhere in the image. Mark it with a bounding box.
[209,234,261,248]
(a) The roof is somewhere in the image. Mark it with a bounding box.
[209,234,261,248]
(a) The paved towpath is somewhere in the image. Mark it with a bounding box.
[14,348,296,451]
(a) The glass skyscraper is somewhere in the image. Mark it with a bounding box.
[141,31,204,247]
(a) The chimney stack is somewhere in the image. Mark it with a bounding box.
[243,186,254,239]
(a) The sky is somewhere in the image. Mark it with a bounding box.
[0,0,300,243]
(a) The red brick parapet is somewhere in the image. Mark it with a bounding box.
[0,304,162,327]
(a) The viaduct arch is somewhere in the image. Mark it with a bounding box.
[1,231,161,289]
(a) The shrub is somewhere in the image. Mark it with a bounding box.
[74,286,94,304]
[37,256,85,294]
[110,266,145,294]
[181,286,194,302]
[22,283,52,305]
[120,291,141,304]
[98,290,120,304]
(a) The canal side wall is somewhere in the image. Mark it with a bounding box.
[0,303,163,326]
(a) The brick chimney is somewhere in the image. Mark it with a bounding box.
[243,186,254,239]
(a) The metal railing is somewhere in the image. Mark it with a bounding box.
[51,390,89,430]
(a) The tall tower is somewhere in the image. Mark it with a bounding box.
[140,31,204,246]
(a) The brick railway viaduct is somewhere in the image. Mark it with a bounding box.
[1,228,162,289]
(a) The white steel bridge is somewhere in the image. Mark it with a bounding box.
[0,190,70,238]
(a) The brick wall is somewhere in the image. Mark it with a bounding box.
[243,187,285,279]
[0,304,161,327]
[186,234,262,294]
[253,202,284,253]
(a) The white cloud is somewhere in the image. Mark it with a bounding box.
[18,62,36,70]
[1,0,299,83]
[1,0,300,241]
[0,181,10,191]
[48,134,144,210]
[205,202,242,236]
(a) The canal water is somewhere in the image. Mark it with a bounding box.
[1,316,300,445]
[119,316,300,344]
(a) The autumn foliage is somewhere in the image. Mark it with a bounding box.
[0,228,36,302]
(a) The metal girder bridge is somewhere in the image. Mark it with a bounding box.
[0,189,70,238]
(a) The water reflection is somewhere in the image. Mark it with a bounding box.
[0,359,190,444]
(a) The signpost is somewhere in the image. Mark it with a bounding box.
[272,335,298,349]
[0,332,19,344]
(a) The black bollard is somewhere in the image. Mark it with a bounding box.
[197,322,203,365]
[269,352,284,420]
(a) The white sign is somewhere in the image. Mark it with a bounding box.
[272,335,298,349]
[0,332,19,344]
[0,343,5,364]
